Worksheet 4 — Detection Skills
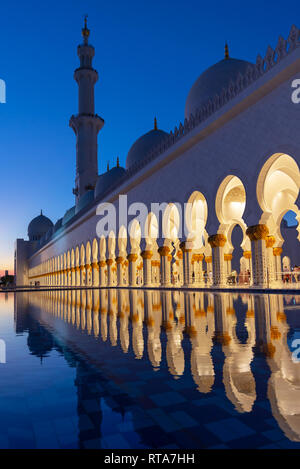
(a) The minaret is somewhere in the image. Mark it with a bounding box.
[70,17,104,203]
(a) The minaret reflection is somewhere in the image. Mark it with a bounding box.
[185,291,215,393]
[214,292,256,413]
[256,294,300,441]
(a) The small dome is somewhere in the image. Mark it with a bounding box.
[28,211,54,241]
[95,166,126,198]
[185,57,254,119]
[126,119,169,169]
[62,206,75,226]
[54,218,63,232]
[75,190,94,215]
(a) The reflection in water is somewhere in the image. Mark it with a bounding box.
[14,289,300,445]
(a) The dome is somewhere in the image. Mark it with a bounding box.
[62,206,75,226]
[75,190,94,215]
[54,218,63,232]
[185,57,254,119]
[126,119,169,169]
[95,165,126,198]
[28,211,54,241]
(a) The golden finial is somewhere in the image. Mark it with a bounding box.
[225,42,229,60]
[82,14,90,44]
[107,162,110,172]
[154,116,158,131]
[116,157,120,168]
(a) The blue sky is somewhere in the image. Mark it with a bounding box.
[0,0,299,271]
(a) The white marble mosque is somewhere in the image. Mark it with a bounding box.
[15,20,300,289]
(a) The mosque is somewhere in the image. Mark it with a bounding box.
[15,20,300,289]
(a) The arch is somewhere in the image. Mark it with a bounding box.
[226,220,250,253]
[257,153,300,215]
[257,153,300,246]
[86,241,92,264]
[118,225,127,253]
[80,243,85,266]
[99,235,106,259]
[129,219,141,252]
[92,238,98,261]
[144,212,158,244]
[71,248,75,267]
[216,175,246,225]
[75,246,80,266]
[186,191,208,248]
[108,231,116,258]
[162,203,181,243]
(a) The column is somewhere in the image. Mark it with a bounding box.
[205,256,213,285]
[246,224,269,288]
[180,242,193,287]
[224,253,232,279]
[116,256,125,286]
[158,246,172,287]
[273,247,283,286]
[80,265,86,286]
[92,261,99,286]
[128,253,138,287]
[71,267,76,286]
[99,260,107,287]
[106,259,114,287]
[193,254,205,286]
[243,251,253,285]
[141,250,153,287]
[265,236,276,287]
[208,234,227,287]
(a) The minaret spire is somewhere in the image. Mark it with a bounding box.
[225,42,229,60]
[70,19,104,202]
[82,15,90,45]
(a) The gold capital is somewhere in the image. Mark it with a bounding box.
[141,250,153,260]
[208,234,227,248]
[273,247,283,256]
[246,224,269,241]
[266,235,276,248]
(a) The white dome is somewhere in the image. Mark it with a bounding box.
[126,120,169,170]
[95,166,126,198]
[28,211,54,241]
[185,57,254,119]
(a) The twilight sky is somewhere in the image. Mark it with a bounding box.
[0,0,299,273]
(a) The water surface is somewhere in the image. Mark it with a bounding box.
[0,289,300,449]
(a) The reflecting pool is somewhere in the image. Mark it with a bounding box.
[0,289,300,448]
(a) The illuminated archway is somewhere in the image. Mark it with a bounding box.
[257,153,300,246]
[216,176,249,284]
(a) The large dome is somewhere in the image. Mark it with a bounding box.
[28,211,54,241]
[95,165,126,198]
[185,57,254,119]
[126,120,169,170]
